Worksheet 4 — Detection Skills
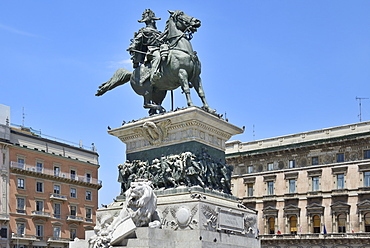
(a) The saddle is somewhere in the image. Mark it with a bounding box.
[131,45,170,86]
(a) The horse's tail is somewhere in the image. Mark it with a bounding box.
[96,68,132,96]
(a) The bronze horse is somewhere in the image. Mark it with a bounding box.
[96,10,213,115]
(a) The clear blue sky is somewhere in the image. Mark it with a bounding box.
[1,1,370,205]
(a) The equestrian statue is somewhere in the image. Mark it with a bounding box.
[96,9,214,115]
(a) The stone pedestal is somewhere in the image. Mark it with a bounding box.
[109,106,243,163]
[92,187,259,248]
[71,107,260,248]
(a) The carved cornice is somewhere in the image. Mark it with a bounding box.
[109,107,244,153]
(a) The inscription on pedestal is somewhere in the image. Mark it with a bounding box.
[218,209,244,233]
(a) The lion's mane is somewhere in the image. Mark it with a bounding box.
[124,181,157,227]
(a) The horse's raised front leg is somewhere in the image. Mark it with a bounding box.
[192,76,215,113]
[179,69,194,107]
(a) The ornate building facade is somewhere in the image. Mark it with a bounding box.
[226,122,370,248]
[0,105,11,248]
[1,104,102,248]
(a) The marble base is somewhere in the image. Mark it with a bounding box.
[71,188,260,248]
[110,217,136,246]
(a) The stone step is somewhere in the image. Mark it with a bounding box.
[126,228,173,247]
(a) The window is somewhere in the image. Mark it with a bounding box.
[313,215,321,233]
[290,216,297,235]
[70,188,77,198]
[36,162,43,173]
[312,176,320,191]
[17,198,25,213]
[86,191,92,201]
[267,181,274,195]
[54,185,61,194]
[70,169,76,180]
[70,205,77,216]
[16,223,25,235]
[247,166,253,174]
[54,166,60,177]
[247,183,253,197]
[364,172,370,187]
[365,150,370,159]
[267,163,274,171]
[53,226,61,237]
[289,179,296,193]
[337,174,345,189]
[289,160,296,168]
[312,157,319,165]
[86,173,91,183]
[338,214,346,233]
[36,200,44,212]
[54,203,61,218]
[36,181,43,192]
[365,213,370,232]
[17,178,25,189]
[268,217,275,234]
[337,153,345,163]
[70,228,77,240]
[0,227,7,238]
[36,224,43,239]
[86,208,92,220]
[17,158,25,168]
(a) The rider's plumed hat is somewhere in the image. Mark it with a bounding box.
[138,9,161,23]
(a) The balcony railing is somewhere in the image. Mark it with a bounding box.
[47,237,70,243]
[50,194,67,201]
[0,214,9,221]
[16,209,26,214]
[260,232,370,239]
[11,233,37,241]
[66,215,84,222]
[10,161,102,185]
[31,211,51,218]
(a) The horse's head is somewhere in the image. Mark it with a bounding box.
[168,10,201,34]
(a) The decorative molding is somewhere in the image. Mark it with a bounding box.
[331,166,348,175]
[284,172,298,180]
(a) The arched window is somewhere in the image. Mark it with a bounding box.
[268,217,275,234]
[290,216,297,235]
[365,213,370,232]
[313,215,321,233]
[337,214,346,233]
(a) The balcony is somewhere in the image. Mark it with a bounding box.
[0,214,9,221]
[49,193,67,201]
[66,215,84,222]
[16,209,26,214]
[10,161,102,186]
[11,233,37,241]
[47,237,70,243]
[31,211,50,218]
[260,232,370,240]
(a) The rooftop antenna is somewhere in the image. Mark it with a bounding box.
[253,124,255,140]
[356,97,369,122]
[22,107,26,126]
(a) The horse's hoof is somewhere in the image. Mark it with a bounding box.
[202,106,216,114]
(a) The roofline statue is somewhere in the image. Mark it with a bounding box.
[96,9,214,115]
